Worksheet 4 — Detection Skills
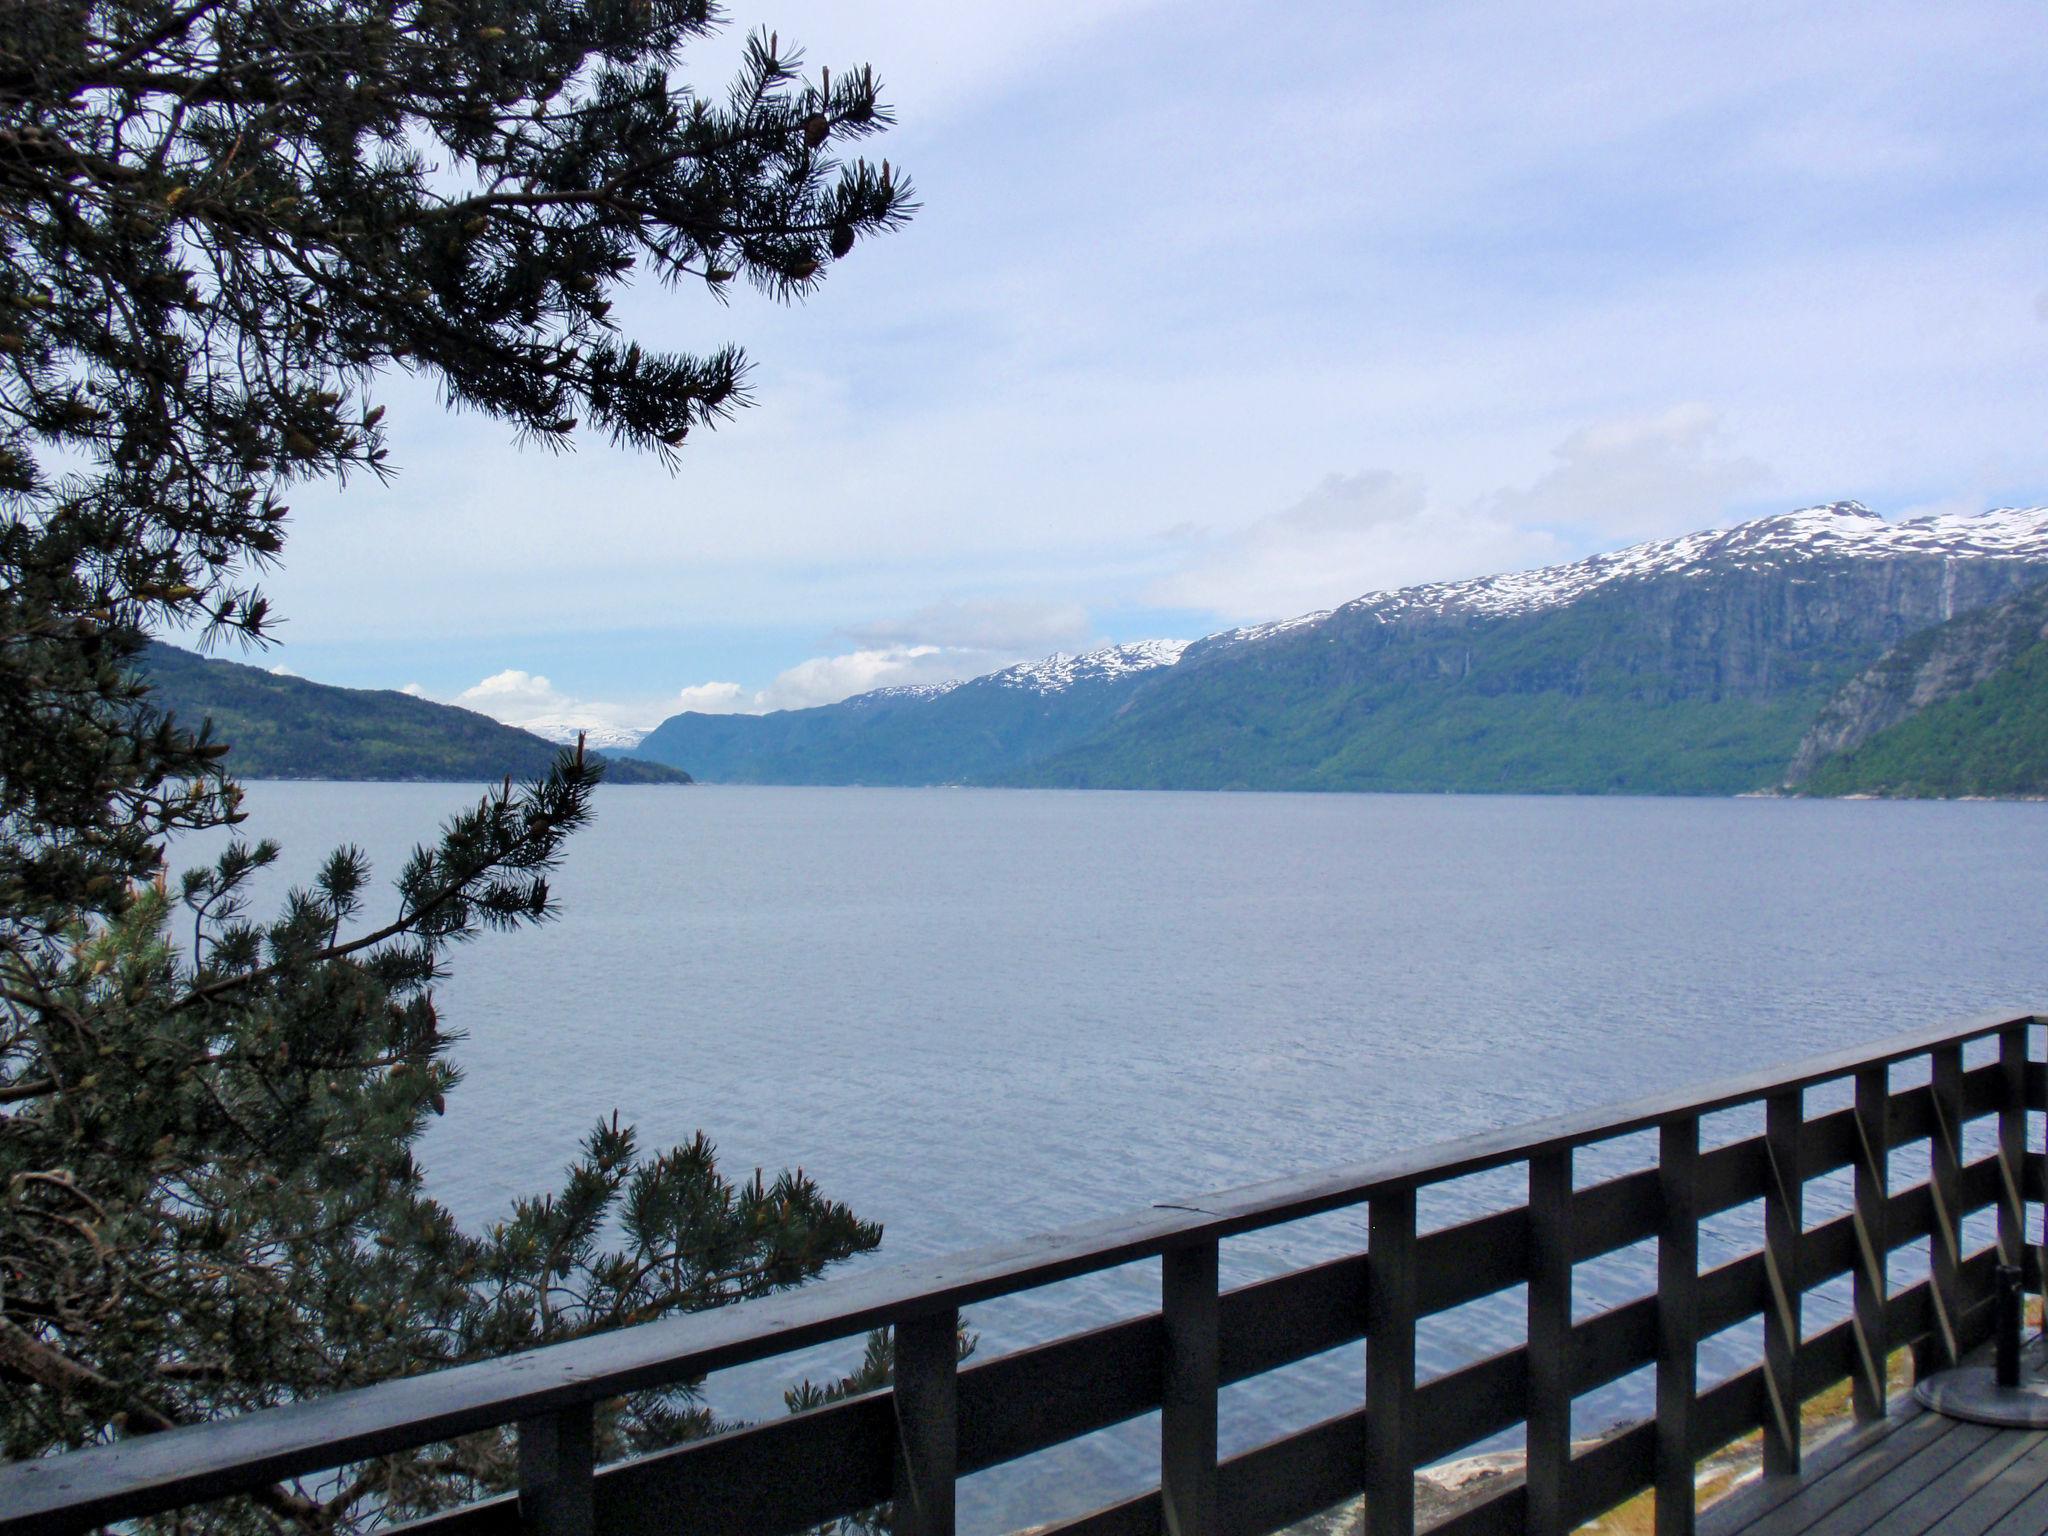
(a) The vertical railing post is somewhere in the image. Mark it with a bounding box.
[517,1403,595,1536]
[2000,1025,2029,1275]
[1367,1185,1418,1536]
[1852,1065,1891,1421]
[1763,1090,1804,1477]
[1656,1116,1699,1536]
[1526,1149,1573,1536]
[1162,1240,1220,1536]
[1930,1045,1965,1369]
[893,1309,959,1536]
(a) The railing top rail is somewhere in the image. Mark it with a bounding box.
[1,1006,2037,1533]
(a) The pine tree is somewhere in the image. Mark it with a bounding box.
[0,3,911,1526]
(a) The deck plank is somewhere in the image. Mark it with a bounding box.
[1977,1452,2048,1536]
[1703,1398,2048,1536]
[1821,1426,2045,1536]
[1699,1409,1945,1536]
[1932,1433,2048,1536]
[1711,1412,1982,1536]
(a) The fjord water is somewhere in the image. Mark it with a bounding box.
[211,784,2048,1529]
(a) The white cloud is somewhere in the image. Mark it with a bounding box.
[436,644,1021,732]
[457,668,563,718]
[1151,471,1562,623]
[657,599,1102,717]
[756,645,952,709]
[400,682,425,696]
[672,681,751,714]
[841,597,1091,654]
[450,669,661,735]
[1151,405,1775,622]
[1489,403,1772,539]
[671,634,1057,717]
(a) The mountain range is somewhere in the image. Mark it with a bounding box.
[630,502,2048,796]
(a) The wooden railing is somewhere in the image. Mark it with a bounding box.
[1,1009,2041,1536]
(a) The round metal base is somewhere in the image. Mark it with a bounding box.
[1915,1351,2048,1428]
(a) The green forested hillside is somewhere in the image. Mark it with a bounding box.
[138,644,689,783]
[1797,639,2048,797]
[1022,683,1828,795]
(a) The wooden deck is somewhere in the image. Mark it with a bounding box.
[1701,1398,2048,1536]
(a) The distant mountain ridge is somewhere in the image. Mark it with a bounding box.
[853,639,1192,704]
[634,640,1188,786]
[632,502,2048,795]
[139,644,690,784]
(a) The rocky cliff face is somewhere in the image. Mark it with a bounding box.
[1228,548,2044,702]
[1784,581,2048,784]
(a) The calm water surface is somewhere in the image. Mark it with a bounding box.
[203,784,2048,1530]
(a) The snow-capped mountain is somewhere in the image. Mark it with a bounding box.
[1199,502,2048,654]
[857,640,1191,706]
[520,718,650,753]
[635,501,2048,793]
[994,638,1190,689]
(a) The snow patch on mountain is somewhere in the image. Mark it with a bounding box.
[1202,502,2048,652]
[521,719,650,753]
[1205,609,1333,649]
[987,639,1190,693]
[850,640,1190,707]
[854,679,965,705]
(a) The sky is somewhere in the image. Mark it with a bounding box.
[227,0,2048,736]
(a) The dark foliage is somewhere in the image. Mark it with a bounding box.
[1,0,908,924]
[1,2,907,1526]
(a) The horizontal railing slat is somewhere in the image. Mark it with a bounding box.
[1218,1253,1365,1382]
[1571,1167,1660,1262]
[1218,1406,1363,1536]
[1417,1207,1531,1316]
[594,1390,894,1536]
[1568,1419,1659,1528]
[1416,1348,1525,1466]
[1428,1483,1525,1536]
[961,1311,1164,1474]
[1573,1294,1658,1396]
[1890,1080,1937,1144]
